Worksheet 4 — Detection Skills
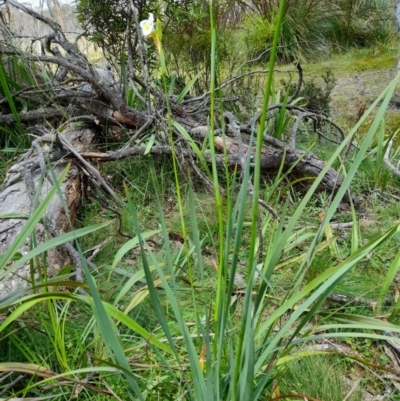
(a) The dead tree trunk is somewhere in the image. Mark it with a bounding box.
[0,127,95,297]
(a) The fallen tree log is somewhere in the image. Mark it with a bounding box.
[0,126,95,297]
[78,136,347,201]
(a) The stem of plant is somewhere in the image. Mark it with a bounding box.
[232,0,287,398]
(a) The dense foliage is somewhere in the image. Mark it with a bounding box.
[1,0,400,400]
[77,0,397,84]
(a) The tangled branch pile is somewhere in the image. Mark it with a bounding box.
[0,0,357,293]
[0,0,349,191]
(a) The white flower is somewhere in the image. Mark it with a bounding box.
[140,13,155,37]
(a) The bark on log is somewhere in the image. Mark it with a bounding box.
[0,126,95,298]
[213,135,347,200]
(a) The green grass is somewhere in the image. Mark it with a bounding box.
[65,128,399,399]
[304,47,399,77]
[279,355,362,401]
[3,2,400,399]
[4,121,400,399]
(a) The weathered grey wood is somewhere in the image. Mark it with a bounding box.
[0,127,95,297]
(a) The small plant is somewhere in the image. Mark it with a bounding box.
[280,356,361,401]
[242,13,276,61]
[282,68,336,114]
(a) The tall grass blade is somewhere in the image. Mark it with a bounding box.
[176,73,199,103]
[379,249,400,314]
[124,185,180,357]
[0,222,111,280]
[172,121,208,171]
[74,244,145,400]
[188,186,204,282]
[125,185,209,400]
[233,4,288,398]
[111,229,160,269]
[0,57,23,134]
[149,164,176,287]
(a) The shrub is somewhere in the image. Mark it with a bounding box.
[242,13,276,61]
[241,0,396,63]
[282,68,337,114]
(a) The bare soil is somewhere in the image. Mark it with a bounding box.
[329,66,400,126]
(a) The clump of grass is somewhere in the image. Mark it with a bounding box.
[241,0,397,63]
[279,356,362,401]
